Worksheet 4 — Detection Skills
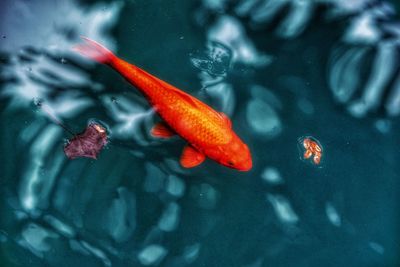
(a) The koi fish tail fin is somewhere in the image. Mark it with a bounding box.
[73,36,116,65]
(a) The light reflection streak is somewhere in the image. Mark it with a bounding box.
[267,194,299,224]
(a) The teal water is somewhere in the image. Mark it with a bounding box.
[1,0,399,266]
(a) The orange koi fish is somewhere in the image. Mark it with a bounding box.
[74,37,252,171]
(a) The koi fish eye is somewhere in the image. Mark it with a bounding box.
[228,161,235,166]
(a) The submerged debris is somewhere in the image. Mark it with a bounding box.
[298,136,323,166]
[64,123,108,159]
[34,99,108,160]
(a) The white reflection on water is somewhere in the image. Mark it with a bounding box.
[329,47,369,103]
[276,0,314,39]
[138,244,167,266]
[81,241,111,267]
[202,0,400,120]
[158,202,180,232]
[191,41,232,77]
[1,0,126,265]
[69,239,91,256]
[191,41,236,115]
[234,0,318,38]
[19,223,58,257]
[208,15,270,66]
[1,0,122,115]
[105,187,136,243]
[368,241,385,255]
[166,175,185,198]
[247,0,289,24]
[143,163,166,193]
[330,0,372,13]
[261,167,283,185]
[44,215,75,238]
[328,1,400,118]
[202,0,228,11]
[19,125,63,213]
[0,0,122,53]
[267,194,299,224]
[330,39,400,118]
[191,183,220,210]
[246,85,282,137]
[347,42,397,118]
[101,95,154,143]
[374,118,391,134]
[344,12,381,44]
[325,202,341,227]
[183,243,201,264]
[246,98,281,137]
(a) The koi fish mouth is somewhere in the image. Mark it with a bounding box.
[229,157,252,171]
[238,161,252,171]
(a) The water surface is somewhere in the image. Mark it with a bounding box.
[1,0,399,266]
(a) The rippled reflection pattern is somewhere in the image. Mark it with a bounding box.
[1,0,399,266]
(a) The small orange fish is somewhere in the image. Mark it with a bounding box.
[74,37,252,171]
[302,137,322,165]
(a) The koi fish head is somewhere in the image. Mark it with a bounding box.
[215,135,252,171]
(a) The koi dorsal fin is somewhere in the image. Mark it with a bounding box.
[168,87,230,125]
[158,80,201,108]
[175,91,201,108]
[151,122,176,138]
[180,145,205,168]
[142,71,202,109]
[144,69,228,123]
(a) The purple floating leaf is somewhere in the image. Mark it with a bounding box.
[64,123,108,159]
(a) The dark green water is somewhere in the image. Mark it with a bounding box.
[1,0,399,266]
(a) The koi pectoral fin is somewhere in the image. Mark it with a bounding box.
[180,145,206,168]
[151,122,176,138]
